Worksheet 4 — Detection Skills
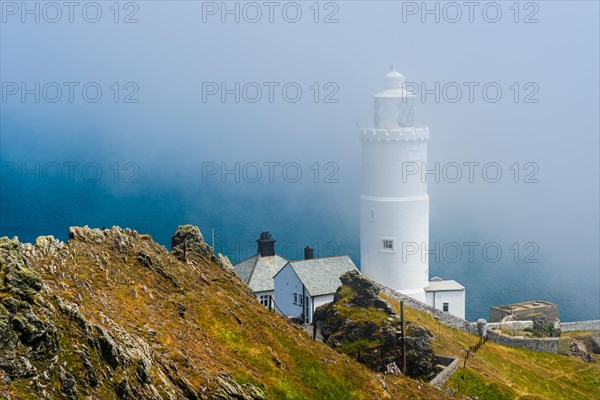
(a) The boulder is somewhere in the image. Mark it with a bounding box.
[314,271,436,378]
[171,225,212,261]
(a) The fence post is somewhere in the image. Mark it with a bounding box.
[401,301,406,374]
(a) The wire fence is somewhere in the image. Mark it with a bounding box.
[458,335,487,390]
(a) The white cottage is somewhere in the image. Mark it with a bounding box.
[273,256,358,324]
[425,276,466,319]
[233,231,288,307]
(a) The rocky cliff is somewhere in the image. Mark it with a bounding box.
[314,270,437,379]
[0,226,445,400]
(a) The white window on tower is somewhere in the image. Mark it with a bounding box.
[381,238,395,252]
[293,293,298,305]
[443,302,449,312]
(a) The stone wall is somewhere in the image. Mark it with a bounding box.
[381,287,472,332]
[486,329,559,354]
[380,285,597,355]
[490,303,558,323]
[560,320,600,332]
[487,320,533,331]
[429,357,460,390]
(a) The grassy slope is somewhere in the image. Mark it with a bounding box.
[3,232,445,400]
[382,295,600,400]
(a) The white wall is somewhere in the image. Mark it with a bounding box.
[273,264,307,321]
[255,290,274,307]
[274,267,341,324]
[426,290,465,319]
[313,294,334,311]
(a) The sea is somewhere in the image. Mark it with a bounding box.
[1,176,598,323]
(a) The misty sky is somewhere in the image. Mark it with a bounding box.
[1,1,599,312]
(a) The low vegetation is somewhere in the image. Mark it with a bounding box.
[0,227,444,399]
[2,225,597,399]
[383,296,600,400]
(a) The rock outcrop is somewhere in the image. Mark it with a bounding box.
[314,270,437,378]
[171,225,212,261]
[171,225,233,272]
[1,226,444,400]
[0,228,266,400]
[568,332,600,362]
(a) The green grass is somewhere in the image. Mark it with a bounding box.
[338,338,379,358]
[382,294,600,399]
[561,330,597,338]
[334,286,390,324]
[449,368,517,400]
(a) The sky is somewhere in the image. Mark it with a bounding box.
[1,1,599,318]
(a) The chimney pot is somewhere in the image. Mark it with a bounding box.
[304,245,314,260]
[257,231,275,257]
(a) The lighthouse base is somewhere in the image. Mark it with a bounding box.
[398,287,426,303]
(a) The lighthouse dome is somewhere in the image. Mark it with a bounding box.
[384,69,405,89]
[374,68,414,128]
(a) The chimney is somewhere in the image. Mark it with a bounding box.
[304,245,314,260]
[257,231,275,257]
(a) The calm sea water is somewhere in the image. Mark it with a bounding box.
[1,178,598,323]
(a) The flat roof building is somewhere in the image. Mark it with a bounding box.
[490,300,558,323]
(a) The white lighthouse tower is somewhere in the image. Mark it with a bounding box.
[359,68,430,302]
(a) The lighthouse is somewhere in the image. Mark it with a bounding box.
[359,67,430,302]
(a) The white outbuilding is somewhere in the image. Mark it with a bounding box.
[425,277,466,319]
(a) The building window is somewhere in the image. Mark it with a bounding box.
[381,238,395,252]
[293,293,304,306]
[259,295,270,308]
[370,209,376,221]
[305,296,310,323]
[443,302,449,312]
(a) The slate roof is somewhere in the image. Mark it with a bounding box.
[280,256,358,297]
[424,279,465,292]
[233,254,288,293]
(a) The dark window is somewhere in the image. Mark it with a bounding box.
[443,302,449,312]
[382,239,394,250]
[259,295,269,307]
[305,296,310,322]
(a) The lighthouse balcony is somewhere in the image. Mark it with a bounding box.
[359,126,430,142]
